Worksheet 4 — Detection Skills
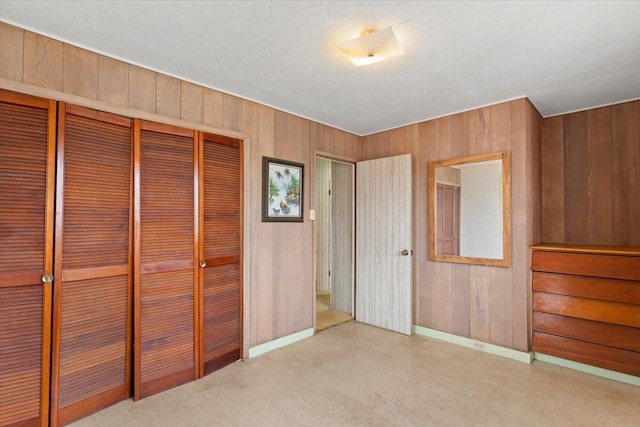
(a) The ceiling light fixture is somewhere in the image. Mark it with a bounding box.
[335,26,404,66]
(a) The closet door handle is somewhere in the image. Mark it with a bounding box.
[199,261,207,268]
[401,250,410,256]
[41,274,54,283]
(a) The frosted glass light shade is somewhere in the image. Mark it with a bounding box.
[335,26,404,66]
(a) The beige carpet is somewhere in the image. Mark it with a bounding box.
[69,321,640,427]
[316,292,353,331]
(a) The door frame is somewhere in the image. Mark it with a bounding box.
[312,150,356,330]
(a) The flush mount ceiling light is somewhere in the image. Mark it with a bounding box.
[335,26,404,66]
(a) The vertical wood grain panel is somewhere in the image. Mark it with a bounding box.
[272,112,289,338]
[23,30,63,91]
[253,105,274,345]
[469,265,491,342]
[63,45,98,99]
[525,99,543,350]
[128,65,156,113]
[203,88,224,128]
[541,116,564,242]
[155,74,181,118]
[433,116,453,332]
[489,102,512,151]
[416,120,436,327]
[97,56,129,107]
[449,112,469,158]
[490,267,512,347]
[510,99,528,352]
[181,81,203,123]
[587,107,613,244]
[223,94,242,132]
[612,101,640,246]
[0,22,24,81]
[450,265,470,337]
[563,111,589,242]
[541,100,638,246]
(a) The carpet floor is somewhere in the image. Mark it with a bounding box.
[316,292,353,331]
[69,321,640,427]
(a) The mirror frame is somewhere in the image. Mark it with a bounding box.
[428,150,511,267]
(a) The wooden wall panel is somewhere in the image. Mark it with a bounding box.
[181,81,203,123]
[0,22,24,81]
[362,98,540,351]
[23,30,63,91]
[63,45,98,99]
[155,74,181,118]
[612,101,640,245]
[128,65,156,113]
[97,56,128,107]
[541,100,639,245]
[203,88,224,128]
[223,93,242,132]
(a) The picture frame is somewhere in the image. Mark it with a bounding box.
[262,156,304,222]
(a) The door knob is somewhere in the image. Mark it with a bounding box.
[401,250,410,256]
[199,261,207,268]
[41,274,54,283]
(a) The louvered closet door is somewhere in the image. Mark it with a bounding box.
[0,91,55,427]
[50,104,133,426]
[199,133,242,376]
[134,121,198,399]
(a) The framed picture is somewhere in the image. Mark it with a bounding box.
[262,156,304,222]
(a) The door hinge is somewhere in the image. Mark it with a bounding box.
[328,189,331,196]
[329,270,331,276]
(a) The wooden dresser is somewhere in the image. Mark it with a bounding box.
[531,244,640,376]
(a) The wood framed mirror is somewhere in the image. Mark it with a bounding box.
[428,151,511,267]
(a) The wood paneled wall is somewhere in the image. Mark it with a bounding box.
[361,99,541,351]
[541,101,640,246]
[0,22,360,351]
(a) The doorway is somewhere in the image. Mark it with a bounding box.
[315,157,354,331]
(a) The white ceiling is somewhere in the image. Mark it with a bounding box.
[2,1,639,136]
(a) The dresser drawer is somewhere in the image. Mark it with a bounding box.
[532,251,640,281]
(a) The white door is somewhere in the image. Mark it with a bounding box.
[356,154,412,335]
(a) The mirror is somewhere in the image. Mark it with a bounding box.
[428,151,511,267]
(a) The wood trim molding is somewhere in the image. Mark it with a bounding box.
[0,78,249,140]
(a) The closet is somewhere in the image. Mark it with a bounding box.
[200,133,242,375]
[0,90,243,426]
[51,104,133,425]
[0,91,55,427]
[134,121,198,399]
